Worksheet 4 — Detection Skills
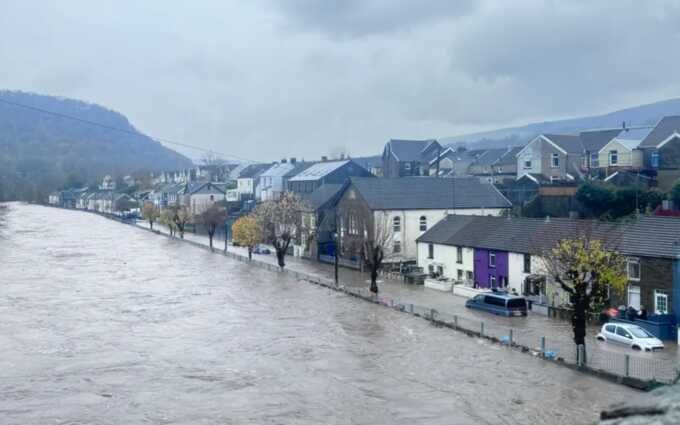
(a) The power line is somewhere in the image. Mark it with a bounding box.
[0,97,257,163]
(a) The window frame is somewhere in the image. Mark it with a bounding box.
[419,215,427,232]
[609,150,618,166]
[627,258,641,281]
[456,246,463,264]
[523,158,532,169]
[651,151,659,168]
[393,240,401,253]
[427,243,434,259]
[392,216,401,233]
[523,254,531,273]
[551,153,560,168]
[655,290,669,315]
[489,251,496,268]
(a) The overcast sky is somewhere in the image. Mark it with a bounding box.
[2,0,680,162]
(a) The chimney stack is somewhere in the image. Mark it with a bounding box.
[290,157,297,164]
[281,158,287,164]
[321,156,328,162]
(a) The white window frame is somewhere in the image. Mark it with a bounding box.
[551,153,560,168]
[655,290,669,315]
[609,150,618,166]
[427,243,434,259]
[393,241,401,253]
[419,216,427,232]
[456,246,463,264]
[523,157,532,169]
[392,216,401,233]
[627,258,640,281]
[489,251,496,268]
[628,285,641,310]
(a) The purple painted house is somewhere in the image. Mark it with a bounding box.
[473,249,509,289]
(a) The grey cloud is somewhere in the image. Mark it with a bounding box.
[273,0,477,37]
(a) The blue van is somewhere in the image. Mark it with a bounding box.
[465,292,528,317]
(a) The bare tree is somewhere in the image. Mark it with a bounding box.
[339,207,393,294]
[542,223,626,364]
[141,203,160,230]
[160,208,178,237]
[199,204,226,250]
[254,192,308,270]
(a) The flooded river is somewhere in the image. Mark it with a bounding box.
[0,204,636,424]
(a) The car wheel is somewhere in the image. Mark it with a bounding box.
[597,336,605,341]
[632,345,641,351]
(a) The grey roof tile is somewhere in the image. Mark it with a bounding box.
[639,116,680,148]
[349,177,512,210]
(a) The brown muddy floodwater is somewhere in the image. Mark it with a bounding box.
[0,203,637,424]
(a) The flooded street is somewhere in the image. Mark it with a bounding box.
[0,204,637,424]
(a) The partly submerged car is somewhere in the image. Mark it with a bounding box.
[596,323,664,352]
[465,292,528,317]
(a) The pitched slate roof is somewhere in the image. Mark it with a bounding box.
[543,134,584,154]
[190,182,226,195]
[300,183,343,210]
[238,163,271,179]
[288,160,362,182]
[387,139,439,161]
[496,146,523,166]
[418,215,680,259]
[349,177,512,210]
[472,148,508,166]
[579,129,622,152]
[639,116,680,148]
[283,162,315,178]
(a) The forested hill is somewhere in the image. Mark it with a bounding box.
[0,90,193,202]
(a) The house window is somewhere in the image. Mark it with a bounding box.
[551,153,560,168]
[404,163,412,171]
[393,241,401,253]
[456,247,463,264]
[427,243,434,259]
[523,254,531,273]
[655,290,669,315]
[419,216,427,231]
[523,158,532,169]
[437,266,443,276]
[428,264,434,274]
[349,214,358,235]
[489,275,497,287]
[457,269,463,280]
[590,152,599,168]
[627,258,640,281]
[392,216,401,233]
[651,151,659,168]
[609,150,618,166]
[210,195,214,201]
[466,271,473,282]
[489,251,496,268]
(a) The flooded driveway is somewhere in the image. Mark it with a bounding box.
[0,204,636,424]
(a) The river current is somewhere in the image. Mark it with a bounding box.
[0,203,635,424]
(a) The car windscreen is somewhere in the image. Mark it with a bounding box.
[629,327,654,338]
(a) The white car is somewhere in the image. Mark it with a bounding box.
[596,323,664,352]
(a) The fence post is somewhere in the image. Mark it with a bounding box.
[453,315,458,329]
[480,321,485,337]
[509,329,513,345]
[624,354,630,378]
[409,303,414,314]
[430,308,437,320]
[577,344,585,367]
[540,336,546,357]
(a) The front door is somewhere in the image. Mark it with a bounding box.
[628,285,641,310]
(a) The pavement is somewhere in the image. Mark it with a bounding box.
[134,220,679,381]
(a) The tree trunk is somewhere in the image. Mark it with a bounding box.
[150,221,153,230]
[572,296,588,364]
[369,267,379,294]
[276,248,286,269]
[248,247,252,261]
[208,233,214,250]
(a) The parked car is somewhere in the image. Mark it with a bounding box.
[252,245,271,255]
[465,292,528,317]
[596,323,664,352]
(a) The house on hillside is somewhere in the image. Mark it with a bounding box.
[188,182,226,215]
[287,160,372,194]
[382,139,443,178]
[236,163,271,201]
[258,159,311,201]
[349,155,383,177]
[427,147,482,177]
[467,147,522,183]
[516,134,585,182]
[334,177,512,265]
[637,116,680,191]
[417,215,680,319]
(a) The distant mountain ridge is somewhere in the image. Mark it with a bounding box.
[441,98,680,149]
[0,90,192,201]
